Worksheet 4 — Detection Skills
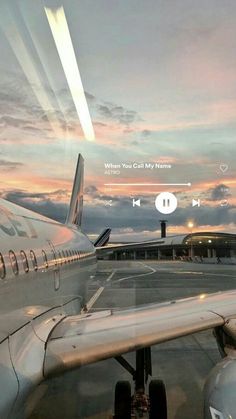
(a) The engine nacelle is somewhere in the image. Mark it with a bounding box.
[204,354,236,418]
[204,321,236,418]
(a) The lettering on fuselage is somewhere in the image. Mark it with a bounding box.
[0,210,38,239]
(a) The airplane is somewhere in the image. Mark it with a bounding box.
[0,153,236,419]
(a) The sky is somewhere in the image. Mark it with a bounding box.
[0,0,236,241]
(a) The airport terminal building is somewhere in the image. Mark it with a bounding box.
[106,232,236,263]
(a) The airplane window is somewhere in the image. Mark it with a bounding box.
[68,250,72,262]
[58,251,62,265]
[42,250,48,269]
[20,250,29,273]
[0,253,6,279]
[9,250,19,275]
[51,248,57,266]
[62,250,66,264]
[30,250,38,271]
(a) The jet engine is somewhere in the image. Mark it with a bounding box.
[204,321,236,419]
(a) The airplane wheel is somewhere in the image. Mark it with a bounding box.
[149,379,167,419]
[114,380,131,419]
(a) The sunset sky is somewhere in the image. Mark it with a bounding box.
[0,0,235,240]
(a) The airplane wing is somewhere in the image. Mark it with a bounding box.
[95,238,165,256]
[43,290,236,377]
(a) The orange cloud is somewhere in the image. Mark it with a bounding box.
[1,173,70,194]
[166,223,236,237]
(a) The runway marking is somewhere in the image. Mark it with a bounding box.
[173,271,236,278]
[85,264,156,310]
[106,270,116,282]
[153,266,235,278]
[204,272,236,278]
[85,270,116,311]
[152,265,175,271]
[173,271,204,275]
[84,262,234,312]
[116,262,156,283]
[86,287,105,311]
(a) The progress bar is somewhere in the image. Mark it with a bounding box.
[104,182,192,186]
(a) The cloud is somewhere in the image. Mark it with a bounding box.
[23,125,47,133]
[85,91,95,101]
[0,72,69,142]
[3,188,69,201]
[84,185,98,195]
[0,159,24,170]
[208,184,231,201]
[0,68,141,149]
[82,197,236,236]
[2,189,68,223]
[141,129,151,137]
[97,103,138,126]
[2,186,236,238]
[123,127,134,134]
[94,122,107,128]
[0,72,42,116]
[58,86,139,128]
[0,115,29,128]
[0,79,48,142]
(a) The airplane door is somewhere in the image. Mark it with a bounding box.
[48,240,60,291]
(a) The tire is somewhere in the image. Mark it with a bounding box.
[114,380,131,419]
[149,379,167,419]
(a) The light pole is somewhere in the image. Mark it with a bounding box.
[187,221,194,260]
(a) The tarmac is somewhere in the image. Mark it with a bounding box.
[29,260,236,419]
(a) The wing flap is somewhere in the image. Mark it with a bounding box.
[43,290,236,378]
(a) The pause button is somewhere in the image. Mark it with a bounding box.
[155,192,177,214]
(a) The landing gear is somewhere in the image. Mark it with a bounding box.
[113,348,168,418]
[149,379,167,419]
[114,381,131,419]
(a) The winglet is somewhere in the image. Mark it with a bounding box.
[66,154,84,227]
[94,228,111,247]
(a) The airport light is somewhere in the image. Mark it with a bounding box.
[187,221,194,229]
[45,6,95,141]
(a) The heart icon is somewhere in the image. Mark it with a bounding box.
[220,164,228,173]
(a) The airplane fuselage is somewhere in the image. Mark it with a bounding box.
[0,198,96,314]
[0,198,97,419]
